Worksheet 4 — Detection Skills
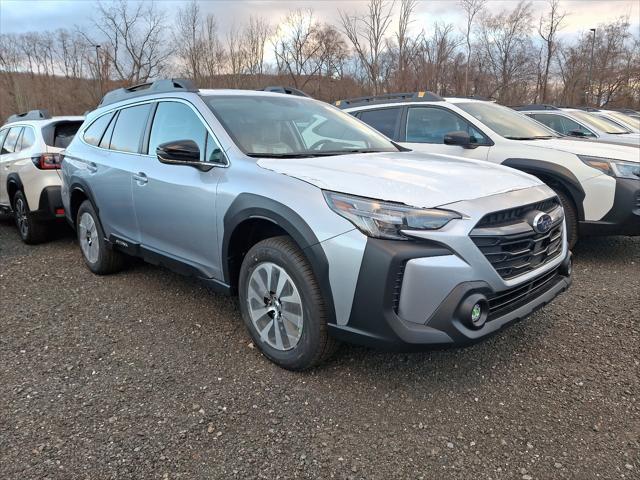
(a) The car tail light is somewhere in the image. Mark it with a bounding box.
[31,153,63,170]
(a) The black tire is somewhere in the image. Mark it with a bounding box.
[238,236,339,370]
[552,188,578,249]
[76,200,125,275]
[12,190,48,244]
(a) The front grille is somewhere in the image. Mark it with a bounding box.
[472,223,563,280]
[471,198,564,280]
[487,267,561,320]
[475,197,560,228]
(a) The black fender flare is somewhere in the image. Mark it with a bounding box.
[68,180,101,226]
[222,193,336,324]
[6,173,25,208]
[502,158,586,220]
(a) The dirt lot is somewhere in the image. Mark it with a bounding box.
[0,216,638,480]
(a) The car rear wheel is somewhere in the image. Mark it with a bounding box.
[76,200,125,275]
[238,236,338,370]
[12,190,47,244]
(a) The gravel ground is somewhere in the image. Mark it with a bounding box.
[0,216,638,480]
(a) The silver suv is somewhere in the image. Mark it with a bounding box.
[61,79,572,369]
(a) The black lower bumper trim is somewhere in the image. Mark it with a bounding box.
[31,186,65,221]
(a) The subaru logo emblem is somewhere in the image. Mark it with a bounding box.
[532,212,553,234]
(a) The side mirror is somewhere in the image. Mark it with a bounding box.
[444,131,477,149]
[156,140,213,171]
[568,129,587,138]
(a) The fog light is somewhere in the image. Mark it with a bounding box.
[471,303,482,324]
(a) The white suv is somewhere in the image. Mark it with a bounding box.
[0,110,84,243]
[341,94,640,247]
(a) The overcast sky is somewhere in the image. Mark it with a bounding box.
[1,0,639,40]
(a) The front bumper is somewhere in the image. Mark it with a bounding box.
[579,178,640,236]
[328,239,572,351]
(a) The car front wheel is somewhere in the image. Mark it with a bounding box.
[238,236,338,370]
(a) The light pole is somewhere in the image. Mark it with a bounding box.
[587,28,596,106]
[94,44,102,97]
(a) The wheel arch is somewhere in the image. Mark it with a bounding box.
[6,173,25,209]
[223,193,336,324]
[68,181,100,229]
[502,158,586,220]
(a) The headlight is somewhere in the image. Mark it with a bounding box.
[323,191,462,240]
[579,155,640,180]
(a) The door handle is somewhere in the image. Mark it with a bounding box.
[87,162,98,173]
[133,172,148,185]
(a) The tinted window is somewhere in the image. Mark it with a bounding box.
[52,121,83,148]
[83,113,114,146]
[0,129,8,153]
[109,104,151,153]
[358,108,401,139]
[530,114,594,137]
[20,127,36,150]
[148,102,207,160]
[100,114,117,149]
[406,107,488,144]
[2,127,23,154]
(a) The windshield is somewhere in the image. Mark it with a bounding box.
[203,95,398,157]
[568,110,630,134]
[604,111,640,130]
[455,102,559,140]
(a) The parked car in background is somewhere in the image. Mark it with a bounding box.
[613,108,640,119]
[340,93,640,247]
[0,110,84,243]
[61,80,571,370]
[513,105,640,147]
[587,108,640,133]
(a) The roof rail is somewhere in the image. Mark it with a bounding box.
[334,91,443,109]
[261,86,310,98]
[447,95,496,102]
[98,78,199,107]
[6,109,51,124]
[511,104,559,111]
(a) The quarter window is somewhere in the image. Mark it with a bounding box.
[83,113,114,146]
[0,129,8,153]
[2,127,23,154]
[19,127,36,150]
[109,104,151,153]
[148,102,209,161]
[406,107,488,144]
[358,108,401,139]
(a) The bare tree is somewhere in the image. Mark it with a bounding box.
[396,0,417,91]
[175,0,203,81]
[477,1,535,102]
[91,0,171,83]
[460,0,486,94]
[538,0,566,102]
[340,0,395,94]
[243,16,271,76]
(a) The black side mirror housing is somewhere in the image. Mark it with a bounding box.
[444,131,477,149]
[156,140,213,171]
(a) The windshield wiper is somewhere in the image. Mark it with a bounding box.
[246,153,318,158]
[504,135,554,140]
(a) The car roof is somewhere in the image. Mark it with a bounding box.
[2,116,85,128]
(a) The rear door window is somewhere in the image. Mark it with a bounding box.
[0,129,9,153]
[358,108,402,139]
[83,113,114,146]
[2,127,23,154]
[109,104,152,153]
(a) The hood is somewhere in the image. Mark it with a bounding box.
[258,151,543,209]
[520,138,640,161]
